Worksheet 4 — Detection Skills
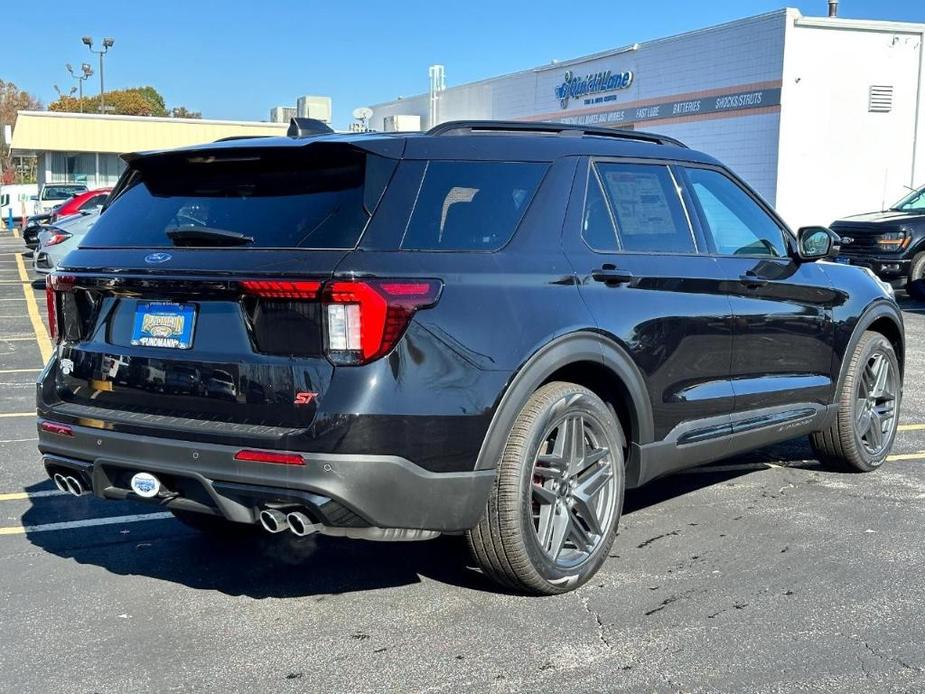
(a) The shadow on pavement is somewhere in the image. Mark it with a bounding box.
[20,441,817,598]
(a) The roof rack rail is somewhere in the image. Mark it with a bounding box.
[288,117,334,138]
[212,135,272,143]
[426,120,687,148]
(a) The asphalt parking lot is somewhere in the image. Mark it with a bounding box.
[1,226,924,694]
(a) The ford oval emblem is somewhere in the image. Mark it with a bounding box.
[145,252,172,264]
[130,472,161,498]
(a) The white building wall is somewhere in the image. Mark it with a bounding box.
[776,13,924,229]
[655,112,781,205]
[370,11,787,128]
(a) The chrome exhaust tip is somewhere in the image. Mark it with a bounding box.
[52,473,69,494]
[286,511,318,537]
[258,509,289,534]
[63,475,86,497]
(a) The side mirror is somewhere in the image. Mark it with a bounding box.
[797,226,839,261]
[30,195,38,201]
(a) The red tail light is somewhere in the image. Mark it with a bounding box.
[234,449,305,465]
[323,280,442,364]
[40,421,74,437]
[45,231,72,247]
[45,274,75,343]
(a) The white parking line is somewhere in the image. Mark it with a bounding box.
[0,512,174,536]
[0,437,38,444]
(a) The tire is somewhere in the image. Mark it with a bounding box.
[810,331,901,472]
[906,253,925,301]
[170,509,257,536]
[466,382,625,595]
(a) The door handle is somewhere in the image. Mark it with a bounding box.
[739,271,769,288]
[591,265,634,285]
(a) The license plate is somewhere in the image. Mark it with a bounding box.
[834,256,851,265]
[131,302,196,349]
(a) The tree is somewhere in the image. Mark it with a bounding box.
[48,85,169,117]
[170,106,202,119]
[0,79,42,184]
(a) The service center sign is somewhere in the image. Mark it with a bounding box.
[555,69,634,109]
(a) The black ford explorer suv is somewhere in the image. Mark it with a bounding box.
[831,184,925,299]
[38,120,904,595]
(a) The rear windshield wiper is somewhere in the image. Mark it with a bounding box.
[165,226,254,247]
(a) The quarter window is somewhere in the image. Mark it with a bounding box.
[594,162,695,254]
[401,161,547,251]
[684,167,787,257]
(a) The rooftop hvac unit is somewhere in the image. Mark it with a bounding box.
[384,114,422,132]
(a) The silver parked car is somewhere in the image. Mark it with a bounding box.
[33,208,101,275]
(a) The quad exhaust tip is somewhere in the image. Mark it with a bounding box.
[55,474,87,497]
[258,509,289,534]
[53,473,69,493]
[286,511,318,537]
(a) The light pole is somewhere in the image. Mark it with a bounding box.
[81,36,114,114]
[66,63,94,112]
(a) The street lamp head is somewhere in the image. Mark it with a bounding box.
[66,63,73,73]
[82,36,93,47]
[82,63,93,76]
[102,37,114,49]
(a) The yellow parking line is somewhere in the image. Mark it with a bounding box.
[898,424,925,432]
[888,451,925,462]
[0,490,65,502]
[0,412,34,418]
[10,251,51,364]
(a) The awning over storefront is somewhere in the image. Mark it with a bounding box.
[11,111,287,155]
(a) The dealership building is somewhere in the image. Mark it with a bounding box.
[368,7,925,229]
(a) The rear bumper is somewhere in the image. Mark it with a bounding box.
[38,421,494,533]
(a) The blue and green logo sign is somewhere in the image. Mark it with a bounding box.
[555,69,634,109]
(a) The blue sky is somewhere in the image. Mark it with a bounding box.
[5,1,923,128]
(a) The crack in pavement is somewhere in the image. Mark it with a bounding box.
[851,634,923,674]
[578,592,612,649]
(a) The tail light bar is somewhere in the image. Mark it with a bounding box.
[241,277,442,365]
[241,280,321,299]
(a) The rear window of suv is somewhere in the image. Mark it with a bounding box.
[82,147,396,249]
[400,161,547,251]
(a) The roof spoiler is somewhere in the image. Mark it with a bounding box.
[288,117,334,138]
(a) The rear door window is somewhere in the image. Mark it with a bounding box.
[595,162,696,254]
[400,161,547,251]
[82,148,396,249]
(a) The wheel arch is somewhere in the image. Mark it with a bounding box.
[837,301,905,395]
[474,331,654,472]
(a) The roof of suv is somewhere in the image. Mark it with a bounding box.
[124,120,721,167]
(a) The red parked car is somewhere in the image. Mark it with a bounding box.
[49,188,111,223]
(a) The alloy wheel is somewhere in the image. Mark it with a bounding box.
[530,413,617,568]
[855,351,898,456]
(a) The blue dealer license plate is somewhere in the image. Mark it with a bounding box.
[834,256,851,265]
[131,302,196,349]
